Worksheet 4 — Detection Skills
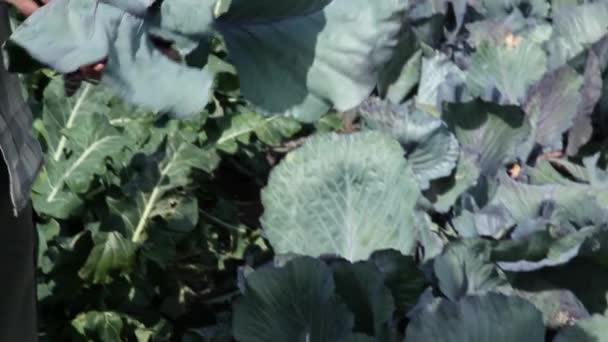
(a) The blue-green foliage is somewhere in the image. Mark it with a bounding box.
[8,0,608,340]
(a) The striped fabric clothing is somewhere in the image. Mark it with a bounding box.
[0,5,43,214]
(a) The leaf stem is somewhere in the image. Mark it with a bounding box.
[131,158,175,243]
[199,209,243,232]
[53,84,91,161]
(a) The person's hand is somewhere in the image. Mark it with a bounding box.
[79,62,106,81]
[5,0,175,82]
[5,0,44,16]
[6,0,106,81]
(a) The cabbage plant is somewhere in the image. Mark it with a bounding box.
[7,0,608,341]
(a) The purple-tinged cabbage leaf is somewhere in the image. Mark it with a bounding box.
[554,314,608,342]
[404,293,545,342]
[358,98,459,190]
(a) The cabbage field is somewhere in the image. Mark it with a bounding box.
[6,0,608,340]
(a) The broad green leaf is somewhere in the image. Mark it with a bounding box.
[378,26,422,104]
[512,280,590,328]
[37,220,61,273]
[478,0,550,19]
[491,225,604,272]
[151,0,216,37]
[488,177,588,222]
[467,39,547,104]
[71,311,125,342]
[404,293,545,342]
[425,152,480,213]
[344,334,375,342]
[369,249,426,313]
[433,240,510,301]
[551,0,578,9]
[410,14,445,49]
[7,0,215,117]
[484,178,608,271]
[526,290,590,328]
[360,98,460,190]
[555,314,608,342]
[63,115,126,193]
[547,2,608,68]
[10,0,408,120]
[491,168,608,225]
[466,10,543,47]
[107,127,219,243]
[123,316,172,342]
[39,77,113,162]
[513,260,608,314]
[103,14,214,118]
[331,261,395,337]
[218,0,332,20]
[233,257,354,342]
[524,66,583,152]
[78,231,136,284]
[5,0,123,73]
[528,156,608,209]
[414,211,446,261]
[416,53,467,113]
[261,132,420,261]
[101,0,155,16]
[407,0,446,16]
[216,111,302,153]
[527,160,584,186]
[451,205,514,238]
[566,50,604,156]
[32,113,125,219]
[217,0,408,121]
[443,100,531,175]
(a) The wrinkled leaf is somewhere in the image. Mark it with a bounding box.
[369,249,426,313]
[443,100,531,175]
[233,257,354,342]
[359,98,459,190]
[78,231,136,284]
[524,66,583,153]
[332,261,395,337]
[71,311,125,341]
[467,39,547,104]
[433,240,510,301]
[404,293,545,342]
[262,132,420,261]
[218,0,408,121]
[554,314,608,342]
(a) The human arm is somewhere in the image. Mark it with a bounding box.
[3,0,105,78]
[3,0,42,16]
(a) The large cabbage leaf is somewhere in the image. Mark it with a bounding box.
[546,2,608,68]
[523,66,583,153]
[261,132,420,261]
[6,0,408,121]
[442,100,531,175]
[232,257,355,342]
[331,261,395,338]
[467,39,547,104]
[433,240,510,301]
[554,314,608,342]
[369,249,426,313]
[32,112,125,219]
[217,0,408,121]
[6,0,214,117]
[359,98,459,190]
[404,293,545,342]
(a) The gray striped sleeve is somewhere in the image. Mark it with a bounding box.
[0,4,43,215]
